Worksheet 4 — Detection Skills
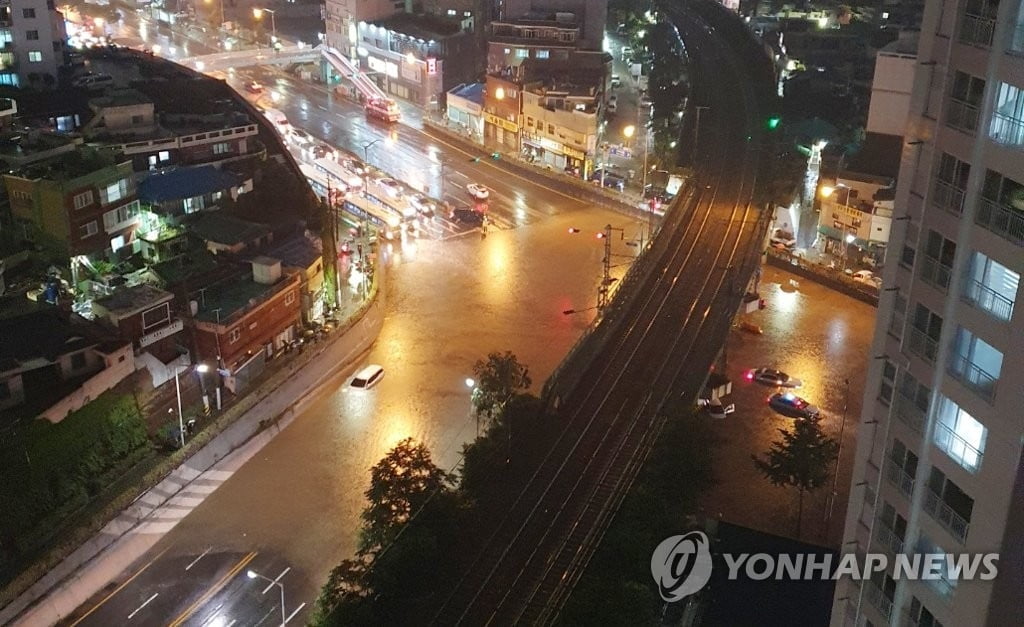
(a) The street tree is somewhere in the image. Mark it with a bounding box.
[752,416,838,538]
[360,437,452,552]
[471,351,531,423]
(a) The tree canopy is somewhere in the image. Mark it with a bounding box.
[471,351,531,423]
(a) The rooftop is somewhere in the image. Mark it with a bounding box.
[264,234,321,270]
[92,283,174,318]
[880,31,919,56]
[509,10,579,26]
[150,249,220,287]
[139,165,243,204]
[15,147,122,182]
[189,212,272,247]
[132,78,243,116]
[0,307,100,371]
[372,12,464,40]
[448,82,485,105]
[192,274,288,323]
[89,88,153,109]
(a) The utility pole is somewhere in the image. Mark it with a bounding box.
[824,378,851,541]
[693,105,710,165]
[598,224,613,312]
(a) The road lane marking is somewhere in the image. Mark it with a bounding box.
[185,547,212,571]
[168,551,258,627]
[69,546,171,627]
[261,567,290,594]
[127,593,158,619]
[448,181,464,189]
[284,602,307,624]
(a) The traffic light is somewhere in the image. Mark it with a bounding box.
[490,152,501,160]
[767,116,781,130]
[568,227,581,234]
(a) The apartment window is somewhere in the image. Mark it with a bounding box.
[958,0,997,47]
[879,360,897,404]
[946,71,984,133]
[989,81,1024,147]
[103,200,140,231]
[212,142,230,155]
[27,50,41,62]
[447,8,456,15]
[949,326,1002,400]
[963,252,1018,321]
[866,570,895,619]
[100,178,129,204]
[888,291,907,340]
[933,396,987,472]
[285,291,296,305]
[900,221,918,268]
[909,596,945,627]
[916,534,958,597]
[158,150,170,162]
[925,467,973,543]
[70,352,86,370]
[978,169,1024,245]
[73,190,93,210]
[130,114,144,124]
[228,328,241,343]
[932,153,969,215]
[515,48,528,59]
[908,303,942,363]
[536,49,550,59]
[887,439,918,498]
[895,370,930,433]
[547,123,555,134]
[920,230,956,290]
[876,501,907,554]
[503,48,510,54]
[22,8,35,18]
[79,220,98,238]
[25,30,38,40]
[1013,1,1024,53]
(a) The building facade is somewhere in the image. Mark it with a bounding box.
[833,1,1024,625]
[482,73,522,151]
[323,0,397,59]
[497,0,605,50]
[5,152,140,258]
[0,0,68,88]
[520,76,598,175]
[355,13,476,109]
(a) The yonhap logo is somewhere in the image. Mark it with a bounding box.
[650,531,714,602]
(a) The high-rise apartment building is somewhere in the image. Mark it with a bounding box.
[0,0,68,87]
[833,1,1024,625]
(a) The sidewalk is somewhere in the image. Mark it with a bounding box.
[0,272,386,626]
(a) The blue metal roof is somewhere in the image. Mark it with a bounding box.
[138,165,242,204]
[449,82,484,105]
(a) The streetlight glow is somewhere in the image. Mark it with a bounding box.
[845,234,856,244]
[623,125,636,139]
[494,87,505,100]
[196,364,210,373]
[252,7,263,18]
[465,378,475,388]
[247,569,257,579]
[820,185,835,198]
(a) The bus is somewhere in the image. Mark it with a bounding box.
[300,164,344,204]
[365,98,400,123]
[313,158,363,191]
[301,164,401,231]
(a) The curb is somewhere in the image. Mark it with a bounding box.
[1,273,387,626]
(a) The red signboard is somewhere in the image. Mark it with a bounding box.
[427,58,437,75]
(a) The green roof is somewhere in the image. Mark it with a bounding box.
[192,277,281,323]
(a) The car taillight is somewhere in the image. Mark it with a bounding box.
[745,371,754,380]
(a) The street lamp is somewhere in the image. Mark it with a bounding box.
[252,7,276,47]
[247,569,288,627]
[196,363,211,413]
[842,233,856,272]
[820,183,853,207]
[171,363,200,448]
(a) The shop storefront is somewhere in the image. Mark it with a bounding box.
[520,135,587,177]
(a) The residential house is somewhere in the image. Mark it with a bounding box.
[91,283,187,365]
[189,211,273,256]
[265,232,325,323]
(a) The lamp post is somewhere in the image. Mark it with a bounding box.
[842,233,856,273]
[171,364,191,448]
[820,183,853,207]
[252,7,276,47]
[465,377,479,437]
[247,569,288,626]
[824,378,851,541]
[196,363,210,413]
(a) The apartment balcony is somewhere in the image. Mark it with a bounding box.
[958,12,996,47]
[947,353,998,401]
[933,417,985,473]
[975,197,1024,247]
[885,458,915,499]
[874,519,906,555]
[907,327,939,363]
[931,180,965,216]
[989,110,1024,148]
[864,579,894,621]
[923,489,970,543]
[962,278,1015,321]
[945,98,980,133]
[919,255,952,291]
[893,393,926,433]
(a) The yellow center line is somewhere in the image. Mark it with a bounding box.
[167,551,257,627]
[69,546,172,627]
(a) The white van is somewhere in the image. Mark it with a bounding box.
[350,364,384,389]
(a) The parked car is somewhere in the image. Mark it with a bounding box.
[342,158,367,175]
[450,207,484,226]
[72,73,114,89]
[375,177,403,199]
[350,364,384,389]
[698,398,735,420]
[408,193,435,218]
[769,228,796,249]
[591,170,626,191]
[767,392,819,419]
[312,144,334,159]
[608,94,618,106]
[746,368,802,388]
[245,80,264,94]
[466,183,490,200]
[610,74,621,88]
[852,270,882,289]
[607,101,618,114]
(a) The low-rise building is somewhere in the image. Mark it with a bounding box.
[446,82,484,137]
[189,211,274,255]
[91,283,186,365]
[487,12,582,77]
[265,233,325,323]
[356,12,478,109]
[0,0,69,88]
[482,73,522,151]
[138,165,249,218]
[0,307,134,421]
[4,149,140,259]
[187,256,302,393]
[521,71,601,174]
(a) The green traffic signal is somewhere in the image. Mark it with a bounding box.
[767,116,781,130]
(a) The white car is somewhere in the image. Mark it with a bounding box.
[852,270,883,289]
[698,398,735,420]
[466,183,490,200]
[375,177,403,199]
[746,368,802,388]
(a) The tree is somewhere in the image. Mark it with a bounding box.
[360,438,451,552]
[471,351,531,423]
[752,417,838,539]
